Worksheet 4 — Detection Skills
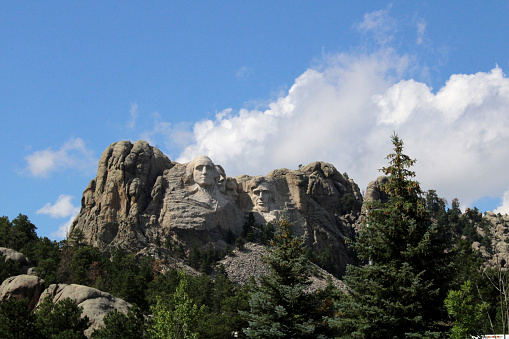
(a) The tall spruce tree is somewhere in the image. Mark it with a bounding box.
[336,134,454,338]
[242,213,329,338]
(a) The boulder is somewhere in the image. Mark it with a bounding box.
[38,283,131,337]
[0,274,44,309]
[0,247,34,274]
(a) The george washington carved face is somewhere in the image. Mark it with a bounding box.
[184,155,232,210]
[186,155,218,190]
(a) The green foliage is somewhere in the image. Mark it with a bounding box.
[241,213,331,338]
[68,228,86,247]
[336,134,454,337]
[305,245,339,278]
[235,236,245,250]
[0,214,38,254]
[91,305,146,339]
[340,193,360,215]
[187,246,222,274]
[260,222,275,245]
[445,280,488,338]
[146,267,250,338]
[197,271,250,338]
[35,297,90,339]
[241,213,275,245]
[242,213,256,241]
[0,254,24,282]
[57,245,106,286]
[32,237,61,284]
[147,270,204,339]
[10,214,38,254]
[0,215,61,283]
[0,298,41,338]
[103,249,155,310]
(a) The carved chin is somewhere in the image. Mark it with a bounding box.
[196,180,214,187]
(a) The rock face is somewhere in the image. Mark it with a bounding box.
[362,176,389,209]
[474,211,509,267]
[71,140,173,253]
[235,161,363,273]
[70,141,364,274]
[38,284,131,337]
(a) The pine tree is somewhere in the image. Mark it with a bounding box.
[336,133,454,338]
[242,213,329,338]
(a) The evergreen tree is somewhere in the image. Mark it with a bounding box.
[35,296,90,339]
[336,134,454,338]
[0,298,42,339]
[242,213,328,338]
[147,269,204,339]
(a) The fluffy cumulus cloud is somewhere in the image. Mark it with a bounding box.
[37,194,80,218]
[25,138,97,178]
[178,53,509,211]
[495,190,509,215]
[37,194,80,239]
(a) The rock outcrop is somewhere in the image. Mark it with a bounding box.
[71,140,173,253]
[0,274,45,309]
[474,211,509,267]
[0,273,132,338]
[38,284,131,337]
[70,140,364,274]
[0,247,34,274]
[362,176,389,210]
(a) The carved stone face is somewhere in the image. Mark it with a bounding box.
[252,183,272,212]
[192,156,216,188]
[215,165,226,193]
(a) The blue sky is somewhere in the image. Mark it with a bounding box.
[1,1,508,240]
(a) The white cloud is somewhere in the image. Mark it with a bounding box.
[128,102,138,129]
[177,50,509,212]
[236,66,252,80]
[37,195,80,240]
[50,215,77,240]
[495,189,509,215]
[416,19,426,45]
[25,138,97,177]
[139,112,195,158]
[356,5,395,46]
[37,194,80,218]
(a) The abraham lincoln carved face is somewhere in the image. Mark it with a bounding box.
[251,182,272,212]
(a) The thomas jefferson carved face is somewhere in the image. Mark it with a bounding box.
[252,182,272,212]
[191,156,216,188]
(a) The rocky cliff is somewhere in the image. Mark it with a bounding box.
[70,140,364,274]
